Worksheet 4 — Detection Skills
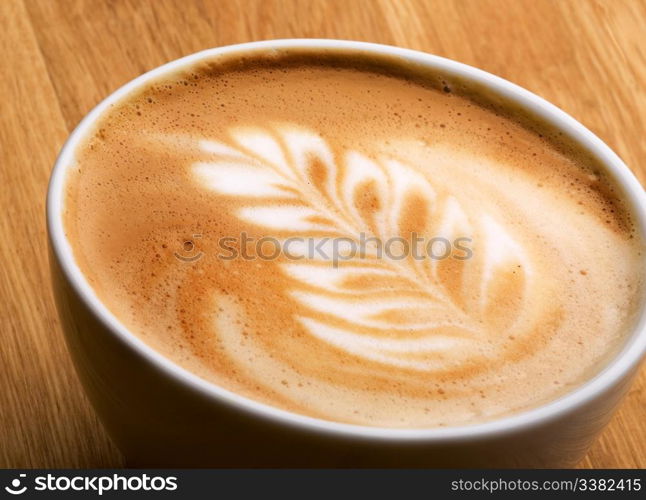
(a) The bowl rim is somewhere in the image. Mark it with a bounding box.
[47,38,646,442]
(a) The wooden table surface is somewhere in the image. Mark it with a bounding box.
[1,0,644,468]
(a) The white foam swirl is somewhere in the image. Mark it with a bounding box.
[192,124,535,371]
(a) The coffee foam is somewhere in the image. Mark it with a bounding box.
[63,51,644,427]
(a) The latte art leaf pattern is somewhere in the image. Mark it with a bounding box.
[193,125,533,371]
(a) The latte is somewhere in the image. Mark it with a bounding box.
[63,49,644,428]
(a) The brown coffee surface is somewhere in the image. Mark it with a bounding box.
[63,50,644,428]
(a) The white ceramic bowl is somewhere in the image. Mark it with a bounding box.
[47,39,646,467]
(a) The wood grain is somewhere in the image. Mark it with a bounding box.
[0,0,644,468]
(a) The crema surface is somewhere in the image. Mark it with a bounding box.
[64,51,644,428]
